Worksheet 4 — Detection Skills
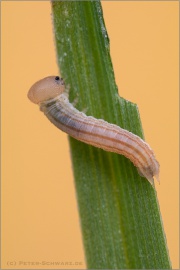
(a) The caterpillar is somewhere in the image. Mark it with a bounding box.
[28,76,159,185]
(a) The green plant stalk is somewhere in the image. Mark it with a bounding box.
[51,1,171,269]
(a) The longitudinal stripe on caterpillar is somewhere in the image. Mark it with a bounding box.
[28,76,159,185]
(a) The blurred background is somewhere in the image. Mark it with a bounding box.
[1,1,179,269]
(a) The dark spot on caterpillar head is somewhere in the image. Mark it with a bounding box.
[55,76,64,85]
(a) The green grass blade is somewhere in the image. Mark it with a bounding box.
[51,1,171,269]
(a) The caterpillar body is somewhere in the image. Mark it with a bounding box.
[28,76,159,185]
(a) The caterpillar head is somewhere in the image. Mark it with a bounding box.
[28,76,65,104]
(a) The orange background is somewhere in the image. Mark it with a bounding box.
[1,1,179,269]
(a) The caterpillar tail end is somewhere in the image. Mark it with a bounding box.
[147,177,154,186]
[147,173,160,187]
[154,173,160,184]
